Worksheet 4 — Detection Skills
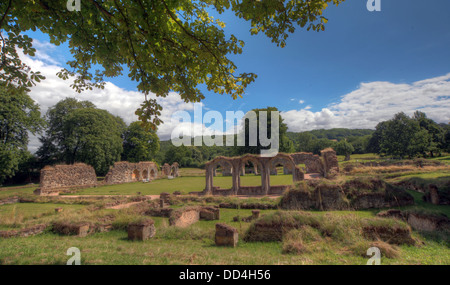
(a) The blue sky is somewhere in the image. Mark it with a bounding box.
[22,0,450,147]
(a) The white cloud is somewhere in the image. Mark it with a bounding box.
[20,42,213,152]
[281,74,450,132]
[299,100,305,104]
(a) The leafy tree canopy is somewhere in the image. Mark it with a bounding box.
[122,121,160,163]
[0,0,343,129]
[0,83,45,183]
[38,98,124,175]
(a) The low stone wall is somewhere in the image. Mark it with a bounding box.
[237,186,264,196]
[290,152,323,173]
[376,209,450,232]
[219,202,277,210]
[0,224,47,238]
[104,161,158,184]
[0,196,20,205]
[211,187,234,196]
[169,206,220,227]
[362,222,415,245]
[280,181,414,211]
[407,213,450,231]
[35,163,97,196]
[268,185,291,195]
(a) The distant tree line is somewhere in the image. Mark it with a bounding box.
[158,111,450,166]
[2,83,449,185]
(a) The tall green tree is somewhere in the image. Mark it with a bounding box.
[37,98,95,165]
[413,111,444,157]
[335,140,354,161]
[0,83,44,183]
[38,99,124,175]
[122,121,160,163]
[0,0,343,129]
[376,112,431,158]
[62,108,124,175]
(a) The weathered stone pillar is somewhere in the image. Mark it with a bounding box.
[260,159,271,195]
[205,166,212,194]
[231,160,241,195]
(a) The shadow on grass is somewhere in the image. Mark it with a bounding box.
[417,230,450,248]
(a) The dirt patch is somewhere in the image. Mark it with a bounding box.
[107,201,142,210]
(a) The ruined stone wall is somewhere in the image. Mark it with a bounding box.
[104,161,158,184]
[290,152,323,173]
[161,162,180,177]
[320,148,339,176]
[35,163,97,195]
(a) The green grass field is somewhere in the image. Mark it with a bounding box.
[1,163,449,265]
[0,205,448,265]
[71,174,295,196]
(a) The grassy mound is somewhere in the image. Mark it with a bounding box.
[244,211,415,246]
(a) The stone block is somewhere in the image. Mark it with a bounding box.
[252,210,260,219]
[128,219,156,241]
[215,223,238,247]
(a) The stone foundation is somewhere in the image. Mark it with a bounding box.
[407,213,450,232]
[215,223,238,247]
[0,224,47,238]
[200,207,220,221]
[52,222,90,237]
[128,219,156,241]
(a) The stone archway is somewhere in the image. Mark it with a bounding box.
[205,157,236,195]
[149,167,157,180]
[142,169,149,180]
[269,154,300,183]
[131,169,140,181]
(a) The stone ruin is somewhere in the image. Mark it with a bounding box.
[128,219,156,241]
[200,149,339,196]
[104,161,159,184]
[215,223,238,247]
[321,148,339,178]
[161,162,180,178]
[34,163,97,196]
[34,160,165,195]
[168,206,220,227]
